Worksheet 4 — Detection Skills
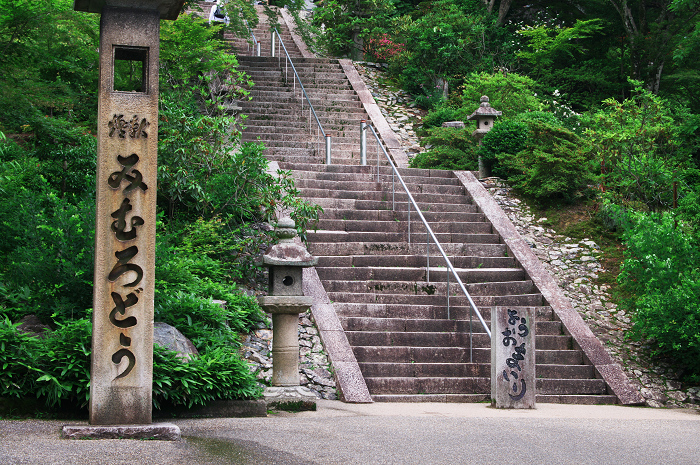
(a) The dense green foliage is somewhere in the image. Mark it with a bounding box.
[0,3,322,413]
[313,0,700,381]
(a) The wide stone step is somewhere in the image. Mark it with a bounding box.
[318,210,487,225]
[297,179,467,196]
[372,394,491,403]
[353,346,584,365]
[323,279,536,299]
[315,219,491,235]
[341,316,561,335]
[364,377,607,396]
[536,394,618,405]
[307,242,505,257]
[359,362,491,378]
[346,331,570,350]
[328,292,544,312]
[334,304,553,321]
[316,266,525,284]
[365,376,490,395]
[317,254,515,269]
[291,170,462,186]
[308,230,500,244]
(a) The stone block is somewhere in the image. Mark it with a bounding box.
[491,306,536,409]
[62,423,180,441]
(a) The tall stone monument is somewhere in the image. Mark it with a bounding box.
[72,0,184,429]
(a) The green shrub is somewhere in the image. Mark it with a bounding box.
[496,121,595,205]
[153,344,262,409]
[34,318,92,408]
[0,316,41,400]
[421,105,466,130]
[478,120,528,166]
[457,72,541,117]
[409,146,477,171]
[619,212,700,382]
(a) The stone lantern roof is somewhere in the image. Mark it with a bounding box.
[262,217,318,267]
[467,96,502,120]
[73,0,187,19]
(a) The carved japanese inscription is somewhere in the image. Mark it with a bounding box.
[491,306,536,408]
[106,148,147,380]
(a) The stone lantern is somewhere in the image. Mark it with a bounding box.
[258,217,319,406]
[467,95,502,179]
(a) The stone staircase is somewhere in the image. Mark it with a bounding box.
[223,6,639,405]
[285,163,617,404]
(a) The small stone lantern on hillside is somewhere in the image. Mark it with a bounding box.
[258,217,319,407]
[467,95,502,179]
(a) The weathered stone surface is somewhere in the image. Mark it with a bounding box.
[61,423,180,441]
[159,399,267,418]
[90,6,162,426]
[491,307,536,409]
[441,121,465,128]
[153,322,198,361]
[16,315,51,339]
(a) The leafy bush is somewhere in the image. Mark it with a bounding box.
[496,121,595,204]
[457,72,542,117]
[410,146,477,171]
[420,105,465,130]
[153,344,262,409]
[585,82,682,212]
[0,157,95,322]
[618,212,700,382]
[478,120,528,165]
[0,316,41,400]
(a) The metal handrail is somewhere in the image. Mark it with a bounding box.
[243,20,260,56]
[365,123,491,361]
[272,28,331,164]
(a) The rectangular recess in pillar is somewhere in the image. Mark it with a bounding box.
[113,46,149,93]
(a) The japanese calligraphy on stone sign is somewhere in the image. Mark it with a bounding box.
[491,306,536,408]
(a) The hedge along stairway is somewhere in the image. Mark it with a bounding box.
[224,6,643,405]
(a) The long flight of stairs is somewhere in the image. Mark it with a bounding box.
[226,7,620,404]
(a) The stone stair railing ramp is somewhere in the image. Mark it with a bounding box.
[222,4,643,405]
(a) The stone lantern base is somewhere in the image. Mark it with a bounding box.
[264,386,318,411]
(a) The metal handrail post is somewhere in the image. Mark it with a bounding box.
[446,269,450,320]
[360,120,367,165]
[426,231,430,284]
[325,135,332,165]
[270,30,276,57]
[407,198,411,243]
[256,42,260,57]
[392,170,395,211]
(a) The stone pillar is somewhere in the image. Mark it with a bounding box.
[491,306,536,409]
[90,6,160,426]
[73,0,185,429]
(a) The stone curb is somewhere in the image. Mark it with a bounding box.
[155,400,268,419]
[61,423,180,441]
[303,266,373,403]
[454,170,644,406]
[337,59,409,169]
[279,8,314,59]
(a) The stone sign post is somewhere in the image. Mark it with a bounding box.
[72,0,184,428]
[258,218,319,408]
[491,306,536,409]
